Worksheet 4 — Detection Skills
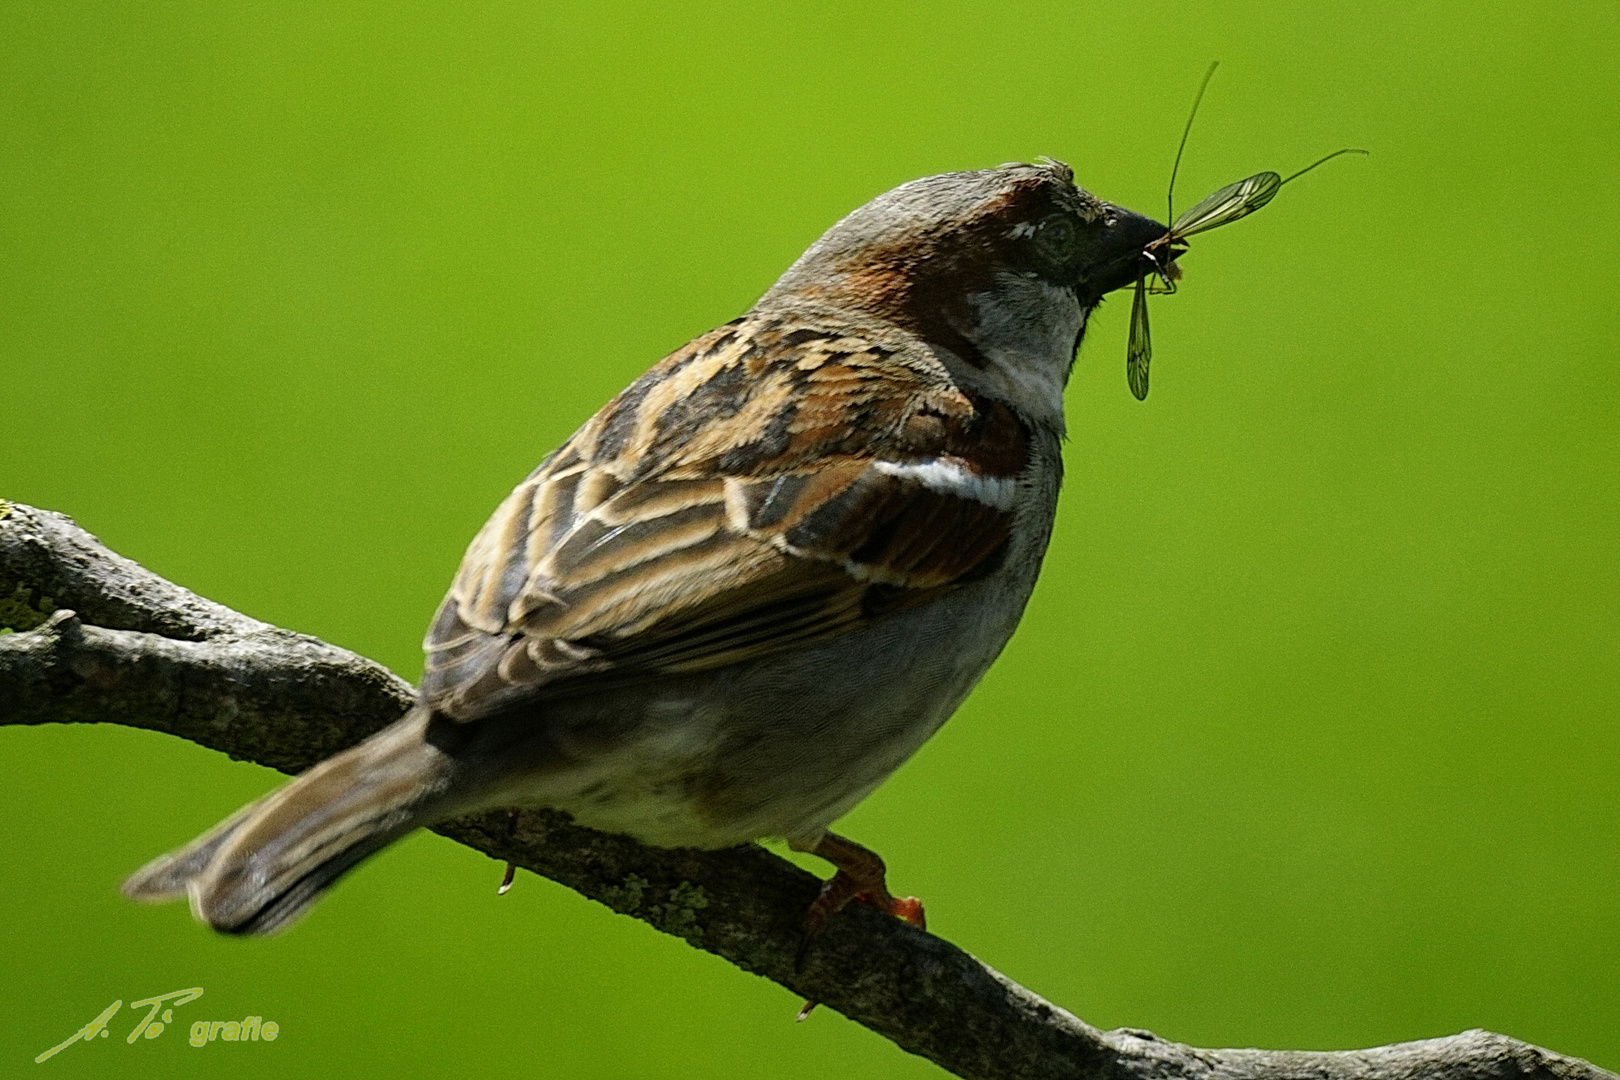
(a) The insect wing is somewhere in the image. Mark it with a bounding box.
[1170,171,1282,238]
[1127,275,1152,400]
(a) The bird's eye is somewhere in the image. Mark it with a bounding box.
[1032,214,1077,267]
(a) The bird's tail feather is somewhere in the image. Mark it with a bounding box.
[123,706,464,935]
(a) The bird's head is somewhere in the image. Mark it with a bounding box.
[761,160,1168,429]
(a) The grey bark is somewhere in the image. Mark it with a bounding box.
[0,499,1610,1080]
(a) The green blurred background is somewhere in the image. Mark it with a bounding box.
[3,1,1616,1076]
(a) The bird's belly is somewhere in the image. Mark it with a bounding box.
[515,554,1042,850]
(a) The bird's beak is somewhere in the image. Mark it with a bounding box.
[1075,206,1171,302]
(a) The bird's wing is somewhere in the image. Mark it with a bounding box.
[420,315,1031,720]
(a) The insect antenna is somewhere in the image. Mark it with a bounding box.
[1280,147,1370,187]
[1167,60,1220,224]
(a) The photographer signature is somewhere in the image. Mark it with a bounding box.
[35,988,279,1063]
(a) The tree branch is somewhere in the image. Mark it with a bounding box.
[0,499,1611,1080]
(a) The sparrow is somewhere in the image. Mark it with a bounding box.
[123,159,1172,936]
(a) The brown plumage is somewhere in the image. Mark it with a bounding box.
[423,313,1028,719]
[123,161,1173,936]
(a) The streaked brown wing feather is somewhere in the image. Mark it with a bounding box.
[421,315,1029,720]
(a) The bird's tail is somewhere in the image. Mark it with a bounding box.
[122,706,466,935]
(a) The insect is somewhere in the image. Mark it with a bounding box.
[1126,61,1368,400]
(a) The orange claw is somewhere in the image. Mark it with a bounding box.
[884,894,926,930]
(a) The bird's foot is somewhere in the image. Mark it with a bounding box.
[792,831,926,1019]
[804,872,926,935]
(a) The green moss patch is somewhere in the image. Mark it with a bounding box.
[0,583,55,633]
